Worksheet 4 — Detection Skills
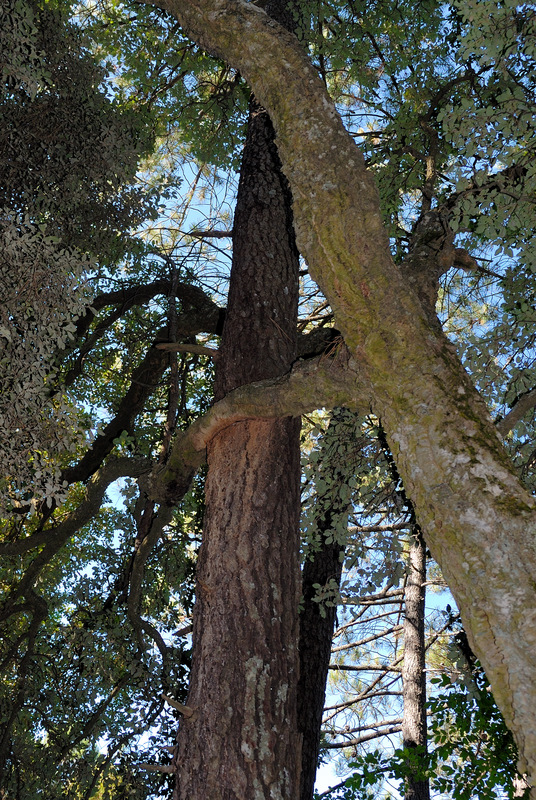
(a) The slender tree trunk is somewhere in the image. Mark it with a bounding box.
[299,539,343,800]
[173,53,302,800]
[298,409,357,800]
[402,527,430,800]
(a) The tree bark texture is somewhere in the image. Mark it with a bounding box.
[174,420,301,800]
[298,540,344,800]
[214,98,298,401]
[298,410,355,800]
[402,528,430,800]
[146,2,536,784]
[173,76,302,799]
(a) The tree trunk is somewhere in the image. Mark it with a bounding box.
[173,76,301,800]
[149,3,536,783]
[299,541,343,800]
[402,528,430,800]
[298,409,356,800]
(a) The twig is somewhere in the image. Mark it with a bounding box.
[162,694,196,719]
[139,764,175,774]
[155,342,219,357]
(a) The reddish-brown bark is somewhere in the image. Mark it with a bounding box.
[173,56,301,797]
[175,419,301,799]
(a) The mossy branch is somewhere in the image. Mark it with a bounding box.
[150,349,368,505]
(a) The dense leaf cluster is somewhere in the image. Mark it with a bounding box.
[1,0,536,797]
[0,0,157,509]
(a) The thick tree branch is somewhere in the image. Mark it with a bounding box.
[8,340,356,572]
[64,281,224,388]
[74,279,223,340]
[62,344,170,485]
[185,228,232,238]
[496,388,536,437]
[149,348,368,505]
[155,342,219,357]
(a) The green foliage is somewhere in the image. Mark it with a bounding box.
[427,667,522,800]
[302,409,366,554]
[2,1,536,797]
[0,0,157,254]
[0,490,196,798]
[80,0,250,170]
[325,655,523,800]
[0,0,158,509]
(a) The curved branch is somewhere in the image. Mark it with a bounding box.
[155,342,219,357]
[64,281,224,388]
[322,725,403,749]
[0,457,151,596]
[74,279,223,340]
[150,348,368,505]
[62,345,170,485]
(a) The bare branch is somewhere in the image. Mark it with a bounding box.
[175,625,193,637]
[328,664,402,673]
[185,228,232,238]
[162,694,196,718]
[316,779,350,798]
[332,624,403,654]
[330,716,404,736]
[155,342,219,357]
[496,388,536,436]
[74,279,223,340]
[139,764,175,774]
[0,456,151,558]
[323,725,402,749]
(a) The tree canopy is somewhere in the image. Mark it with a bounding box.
[1,0,536,798]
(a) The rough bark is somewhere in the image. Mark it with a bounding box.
[402,528,430,800]
[298,409,356,800]
[298,541,344,796]
[140,2,536,784]
[299,536,344,800]
[214,99,298,400]
[172,59,302,800]
[174,419,301,800]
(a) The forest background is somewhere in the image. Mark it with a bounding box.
[1,0,535,798]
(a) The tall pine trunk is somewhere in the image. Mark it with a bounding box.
[402,528,430,800]
[173,89,301,800]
